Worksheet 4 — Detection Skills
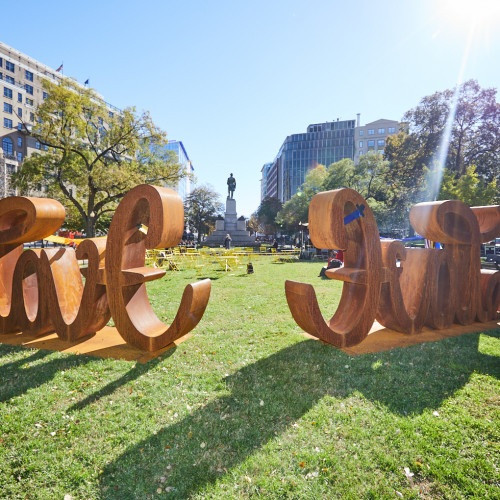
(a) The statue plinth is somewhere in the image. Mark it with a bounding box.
[204,197,257,247]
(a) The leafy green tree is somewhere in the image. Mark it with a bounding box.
[253,196,283,236]
[438,165,498,206]
[247,214,263,236]
[321,154,394,230]
[184,185,223,244]
[385,80,498,229]
[277,165,327,231]
[12,78,185,236]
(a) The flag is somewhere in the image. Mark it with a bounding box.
[56,64,63,72]
[84,79,89,85]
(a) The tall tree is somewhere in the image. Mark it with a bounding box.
[385,80,499,225]
[277,165,327,231]
[184,185,223,244]
[321,155,393,230]
[12,78,185,236]
[438,165,498,206]
[253,196,283,236]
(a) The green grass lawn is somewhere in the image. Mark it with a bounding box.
[0,258,499,499]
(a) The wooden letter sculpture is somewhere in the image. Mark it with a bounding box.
[105,185,211,351]
[285,188,500,348]
[0,185,211,352]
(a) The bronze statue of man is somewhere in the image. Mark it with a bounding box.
[227,173,236,199]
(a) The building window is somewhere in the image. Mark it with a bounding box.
[2,137,13,154]
[18,107,22,118]
[25,70,34,81]
[5,75,14,84]
[359,141,363,148]
[17,122,22,131]
[378,149,384,155]
[368,140,375,147]
[388,127,396,134]
[6,61,14,72]
[30,112,34,121]
[368,129,375,135]
[377,139,385,146]
[7,164,16,174]
[17,137,22,147]
[25,84,34,95]
[3,87,12,98]
[378,128,385,134]
[359,130,364,136]
[17,152,23,162]
[109,111,114,119]
[4,102,12,113]
[35,141,41,149]
[17,93,22,102]
[43,92,49,100]
[3,118,12,128]
[0,58,2,67]
[26,97,34,106]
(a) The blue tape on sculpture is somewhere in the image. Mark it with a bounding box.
[343,204,365,225]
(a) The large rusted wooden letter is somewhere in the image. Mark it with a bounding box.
[286,188,499,349]
[0,197,65,336]
[106,184,211,351]
[0,185,211,352]
[285,188,382,347]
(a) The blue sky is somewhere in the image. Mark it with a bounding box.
[3,0,499,217]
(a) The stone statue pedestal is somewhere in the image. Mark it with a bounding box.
[204,197,257,247]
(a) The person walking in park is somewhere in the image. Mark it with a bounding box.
[224,233,232,249]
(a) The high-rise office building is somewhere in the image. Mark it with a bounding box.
[260,162,273,200]
[262,115,401,203]
[355,117,400,164]
[0,41,115,198]
[265,119,356,203]
[164,140,194,200]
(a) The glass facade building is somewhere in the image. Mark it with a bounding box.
[260,162,273,200]
[164,140,194,201]
[269,119,355,203]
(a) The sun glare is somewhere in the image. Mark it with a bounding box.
[442,0,500,30]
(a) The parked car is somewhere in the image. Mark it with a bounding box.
[485,253,500,269]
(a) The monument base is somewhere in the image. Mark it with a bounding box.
[204,196,257,247]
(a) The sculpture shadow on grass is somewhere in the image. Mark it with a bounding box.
[0,343,179,408]
[68,348,176,412]
[99,329,500,499]
[0,344,94,403]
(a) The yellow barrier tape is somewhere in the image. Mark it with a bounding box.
[43,235,107,246]
[44,235,80,246]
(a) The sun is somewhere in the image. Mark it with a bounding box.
[441,0,500,30]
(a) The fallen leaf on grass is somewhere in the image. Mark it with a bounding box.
[404,467,414,478]
[299,462,305,468]
[404,467,415,487]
